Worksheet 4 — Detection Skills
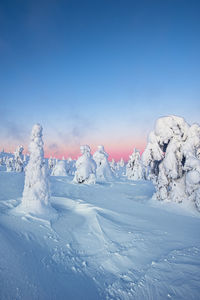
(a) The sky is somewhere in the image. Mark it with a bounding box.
[0,0,200,161]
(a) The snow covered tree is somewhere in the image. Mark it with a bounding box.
[14,145,24,172]
[20,124,54,215]
[110,158,116,173]
[142,115,200,211]
[51,160,67,176]
[182,124,200,210]
[110,158,117,177]
[48,156,55,170]
[23,154,27,163]
[6,157,14,172]
[119,158,125,168]
[66,157,76,175]
[73,145,96,184]
[116,158,126,178]
[93,145,114,181]
[126,148,143,180]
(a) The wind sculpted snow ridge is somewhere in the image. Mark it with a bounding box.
[0,173,200,299]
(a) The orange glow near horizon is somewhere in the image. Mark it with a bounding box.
[43,138,146,162]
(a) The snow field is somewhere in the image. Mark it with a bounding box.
[0,172,200,299]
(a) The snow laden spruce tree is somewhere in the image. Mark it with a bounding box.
[93,145,114,181]
[14,145,24,172]
[20,124,55,216]
[73,145,97,184]
[126,148,143,180]
[142,115,200,211]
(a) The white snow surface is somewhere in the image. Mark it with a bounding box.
[0,172,200,300]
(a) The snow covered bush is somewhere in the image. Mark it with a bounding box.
[14,145,24,172]
[19,124,54,216]
[142,115,200,211]
[126,148,143,180]
[93,145,114,181]
[73,145,96,184]
[51,160,67,176]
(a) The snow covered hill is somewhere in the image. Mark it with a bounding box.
[0,172,200,299]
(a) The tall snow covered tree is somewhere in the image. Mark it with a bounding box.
[142,115,200,211]
[126,148,143,180]
[14,145,24,172]
[93,145,114,181]
[73,145,97,184]
[20,124,54,215]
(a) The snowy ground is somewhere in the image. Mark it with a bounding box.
[0,172,200,300]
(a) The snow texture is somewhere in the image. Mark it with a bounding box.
[0,172,200,300]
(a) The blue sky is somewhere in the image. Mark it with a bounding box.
[0,0,200,159]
